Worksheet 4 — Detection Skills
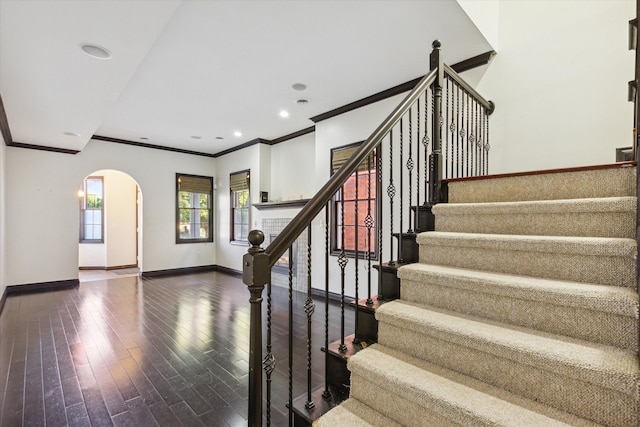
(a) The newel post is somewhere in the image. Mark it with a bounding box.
[243,230,270,427]
[429,40,444,205]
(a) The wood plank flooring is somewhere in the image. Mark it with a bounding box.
[0,271,355,426]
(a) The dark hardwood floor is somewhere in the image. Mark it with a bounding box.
[0,271,355,426]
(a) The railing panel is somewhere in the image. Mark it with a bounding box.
[243,41,493,426]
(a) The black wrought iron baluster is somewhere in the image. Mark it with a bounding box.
[479,105,485,175]
[287,246,293,427]
[398,120,404,262]
[322,206,331,400]
[449,78,457,179]
[465,89,470,177]
[468,95,475,177]
[365,154,374,306]
[455,83,460,178]
[407,106,414,233]
[486,109,491,173]
[338,186,348,353]
[387,130,396,265]
[474,99,480,176]
[424,91,430,202]
[459,89,466,178]
[377,152,384,301]
[416,95,421,209]
[353,166,360,345]
[445,76,450,179]
[264,278,275,426]
[304,226,315,409]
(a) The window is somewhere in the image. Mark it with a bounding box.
[176,174,213,243]
[331,143,379,258]
[230,170,250,243]
[80,176,104,243]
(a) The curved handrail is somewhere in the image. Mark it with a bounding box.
[444,63,495,114]
[262,68,438,267]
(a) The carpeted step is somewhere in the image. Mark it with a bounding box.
[345,344,599,426]
[375,300,640,426]
[446,164,636,203]
[418,231,637,287]
[314,398,402,427]
[398,263,639,351]
[432,197,636,238]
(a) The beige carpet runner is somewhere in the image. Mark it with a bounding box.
[316,165,639,426]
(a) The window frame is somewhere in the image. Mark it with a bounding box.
[175,173,214,244]
[230,169,251,244]
[330,142,380,260]
[79,176,105,244]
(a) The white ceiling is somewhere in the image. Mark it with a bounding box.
[0,0,491,156]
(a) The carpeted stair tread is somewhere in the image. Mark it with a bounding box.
[397,263,639,350]
[418,232,636,286]
[434,197,636,214]
[347,344,598,426]
[446,165,636,203]
[418,232,636,256]
[313,398,402,427]
[375,300,639,396]
[398,263,638,316]
[432,196,636,238]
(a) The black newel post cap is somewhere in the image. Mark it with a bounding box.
[432,40,442,49]
[247,230,265,255]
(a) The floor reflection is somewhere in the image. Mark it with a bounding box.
[0,271,354,426]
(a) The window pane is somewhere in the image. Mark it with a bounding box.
[199,194,209,209]
[86,179,102,195]
[176,174,213,242]
[330,146,377,255]
[180,223,191,238]
[85,225,94,240]
[92,225,102,240]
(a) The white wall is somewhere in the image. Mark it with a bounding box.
[269,133,317,201]
[458,0,500,50]
[78,169,138,269]
[476,0,635,173]
[104,170,138,268]
[214,143,264,271]
[4,139,216,286]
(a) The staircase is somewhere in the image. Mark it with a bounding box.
[316,163,640,426]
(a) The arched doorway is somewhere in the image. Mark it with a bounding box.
[77,169,143,280]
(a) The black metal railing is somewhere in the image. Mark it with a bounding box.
[243,40,494,426]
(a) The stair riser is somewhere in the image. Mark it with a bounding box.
[401,278,638,351]
[435,211,635,238]
[377,323,637,427]
[349,374,469,427]
[446,167,636,203]
[420,246,636,287]
[351,374,480,427]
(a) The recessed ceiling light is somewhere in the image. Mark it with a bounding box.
[292,83,307,91]
[215,136,224,140]
[63,132,81,137]
[80,44,111,60]
[296,99,309,105]
[191,136,202,139]
[234,131,242,137]
[279,110,290,118]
